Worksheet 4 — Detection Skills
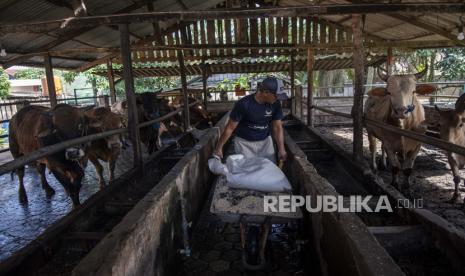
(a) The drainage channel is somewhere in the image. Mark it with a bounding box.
[0,134,197,276]
[284,119,461,276]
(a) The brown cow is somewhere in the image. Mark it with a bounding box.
[111,95,161,154]
[435,95,465,208]
[9,104,97,207]
[84,107,124,189]
[365,66,436,191]
[171,95,211,128]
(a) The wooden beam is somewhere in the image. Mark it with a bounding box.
[119,24,142,170]
[107,59,116,104]
[307,49,314,127]
[351,14,365,162]
[44,54,57,107]
[178,50,190,131]
[3,3,463,33]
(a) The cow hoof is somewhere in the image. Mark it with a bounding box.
[45,188,55,197]
[19,193,28,204]
[447,194,459,204]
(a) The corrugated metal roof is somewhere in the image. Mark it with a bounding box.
[0,0,462,70]
[95,56,385,78]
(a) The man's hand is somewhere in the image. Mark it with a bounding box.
[278,149,287,161]
[213,148,223,159]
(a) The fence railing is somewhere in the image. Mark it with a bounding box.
[0,95,109,153]
[0,100,199,175]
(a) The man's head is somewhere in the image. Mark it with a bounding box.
[257,77,289,104]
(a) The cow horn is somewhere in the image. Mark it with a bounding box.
[455,93,465,113]
[414,64,428,80]
[377,66,389,82]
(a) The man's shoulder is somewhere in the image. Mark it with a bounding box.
[235,94,254,107]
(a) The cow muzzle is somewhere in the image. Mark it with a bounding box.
[65,147,85,161]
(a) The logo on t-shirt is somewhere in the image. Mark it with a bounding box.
[265,109,272,117]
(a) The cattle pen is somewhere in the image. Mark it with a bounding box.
[1,1,465,276]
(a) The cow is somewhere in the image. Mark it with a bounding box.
[111,95,161,154]
[171,95,211,129]
[8,104,98,207]
[435,94,465,208]
[84,107,124,189]
[365,66,436,192]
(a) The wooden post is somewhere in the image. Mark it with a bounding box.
[107,59,117,104]
[91,78,98,106]
[290,51,295,116]
[307,48,314,126]
[202,59,208,111]
[44,54,57,108]
[387,47,393,75]
[119,24,142,169]
[178,50,190,131]
[351,15,366,161]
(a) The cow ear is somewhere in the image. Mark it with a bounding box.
[415,84,436,95]
[367,87,388,97]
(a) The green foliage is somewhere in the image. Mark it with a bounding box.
[13,68,45,79]
[0,68,10,99]
[0,128,6,148]
[436,48,465,80]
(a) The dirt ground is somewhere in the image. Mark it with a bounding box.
[316,126,465,233]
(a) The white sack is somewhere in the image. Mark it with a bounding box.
[208,154,291,193]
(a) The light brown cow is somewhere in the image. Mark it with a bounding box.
[435,94,465,208]
[365,67,436,191]
[84,107,124,189]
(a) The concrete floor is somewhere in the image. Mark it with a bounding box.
[0,147,136,262]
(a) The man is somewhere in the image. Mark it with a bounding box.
[214,77,288,163]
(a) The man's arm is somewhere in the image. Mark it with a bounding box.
[272,119,287,161]
[214,119,239,159]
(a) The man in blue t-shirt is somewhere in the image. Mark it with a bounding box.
[214,77,288,163]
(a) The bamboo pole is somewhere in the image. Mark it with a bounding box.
[178,50,190,130]
[107,59,117,104]
[307,48,314,126]
[351,14,365,161]
[290,51,295,116]
[44,54,57,108]
[202,58,208,111]
[120,23,142,169]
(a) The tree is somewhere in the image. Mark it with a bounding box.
[13,68,45,79]
[0,68,10,99]
[436,48,465,80]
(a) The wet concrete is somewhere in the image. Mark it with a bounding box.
[0,147,137,262]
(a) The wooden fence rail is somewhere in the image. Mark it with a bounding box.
[0,101,199,175]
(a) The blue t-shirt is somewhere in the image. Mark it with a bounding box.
[229,94,284,141]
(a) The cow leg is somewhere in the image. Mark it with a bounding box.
[379,147,387,170]
[108,157,116,184]
[447,154,460,203]
[89,156,105,189]
[385,148,401,189]
[401,144,421,192]
[36,163,55,197]
[368,133,378,172]
[16,167,28,203]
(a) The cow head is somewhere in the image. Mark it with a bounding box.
[435,94,465,143]
[374,66,436,119]
[85,107,124,151]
